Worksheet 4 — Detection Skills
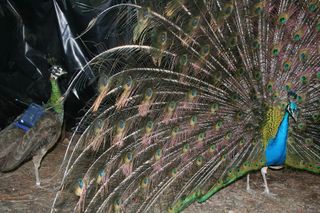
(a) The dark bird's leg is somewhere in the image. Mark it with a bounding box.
[32,148,48,186]
[246,174,255,194]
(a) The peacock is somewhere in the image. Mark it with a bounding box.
[0,65,66,186]
[51,0,320,212]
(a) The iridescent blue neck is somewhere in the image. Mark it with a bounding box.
[274,111,290,146]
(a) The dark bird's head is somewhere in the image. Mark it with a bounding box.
[287,101,298,122]
[49,65,67,80]
[287,91,299,122]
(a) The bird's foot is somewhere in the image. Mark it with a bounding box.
[36,181,41,187]
[246,188,256,195]
[261,189,277,198]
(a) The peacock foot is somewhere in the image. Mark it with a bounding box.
[261,189,277,198]
[246,188,256,195]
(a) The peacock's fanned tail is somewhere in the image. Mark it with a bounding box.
[52,0,320,212]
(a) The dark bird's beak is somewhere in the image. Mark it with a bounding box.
[291,111,297,122]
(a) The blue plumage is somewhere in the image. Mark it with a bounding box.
[265,102,298,166]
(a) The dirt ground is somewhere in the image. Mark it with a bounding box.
[0,139,319,213]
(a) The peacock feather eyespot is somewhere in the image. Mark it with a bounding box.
[272,47,280,56]
[297,122,306,131]
[254,71,262,80]
[215,120,223,130]
[317,71,320,80]
[252,40,260,49]
[228,35,238,48]
[188,88,198,100]
[183,144,190,153]
[223,3,234,17]
[284,83,292,91]
[299,50,309,63]
[305,138,313,146]
[155,148,162,160]
[267,82,274,92]
[196,156,204,166]
[118,120,126,130]
[308,2,318,12]
[210,103,219,114]
[145,88,153,99]
[297,95,304,104]
[179,54,188,66]
[124,76,133,90]
[225,132,232,140]
[98,169,105,177]
[293,34,301,41]
[190,115,198,126]
[283,61,292,71]
[200,44,211,57]
[98,74,109,92]
[316,22,320,32]
[124,152,133,163]
[168,101,177,112]
[146,120,154,133]
[312,113,319,122]
[209,145,216,152]
[94,119,104,133]
[300,76,308,85]
[171,168,177,177]
[198,132,205,141]
[172,126,180,136]
[272,92,279,100]
[159,31,168,45]
[252,2,265,16]
[141,177,150,188]
[113,198,121,209]
[278,13,288,25]
[288,137,295,145]
[78,178,84,189]
[190,16,200,28]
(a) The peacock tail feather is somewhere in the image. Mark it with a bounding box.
[52,0,320,212]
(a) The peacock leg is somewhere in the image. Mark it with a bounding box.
[32,148,47,186]
[261,167,276,196]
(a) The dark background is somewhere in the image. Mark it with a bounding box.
[0,0,131,130]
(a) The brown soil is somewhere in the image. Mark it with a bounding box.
[0,139,319,213]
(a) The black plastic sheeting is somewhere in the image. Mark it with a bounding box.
[0,0,132,129]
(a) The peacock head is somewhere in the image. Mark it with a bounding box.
[287,91,299,122]
[287,101,298,122]
[49,65,67,80]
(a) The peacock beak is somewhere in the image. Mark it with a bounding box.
[291,111,297,122]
